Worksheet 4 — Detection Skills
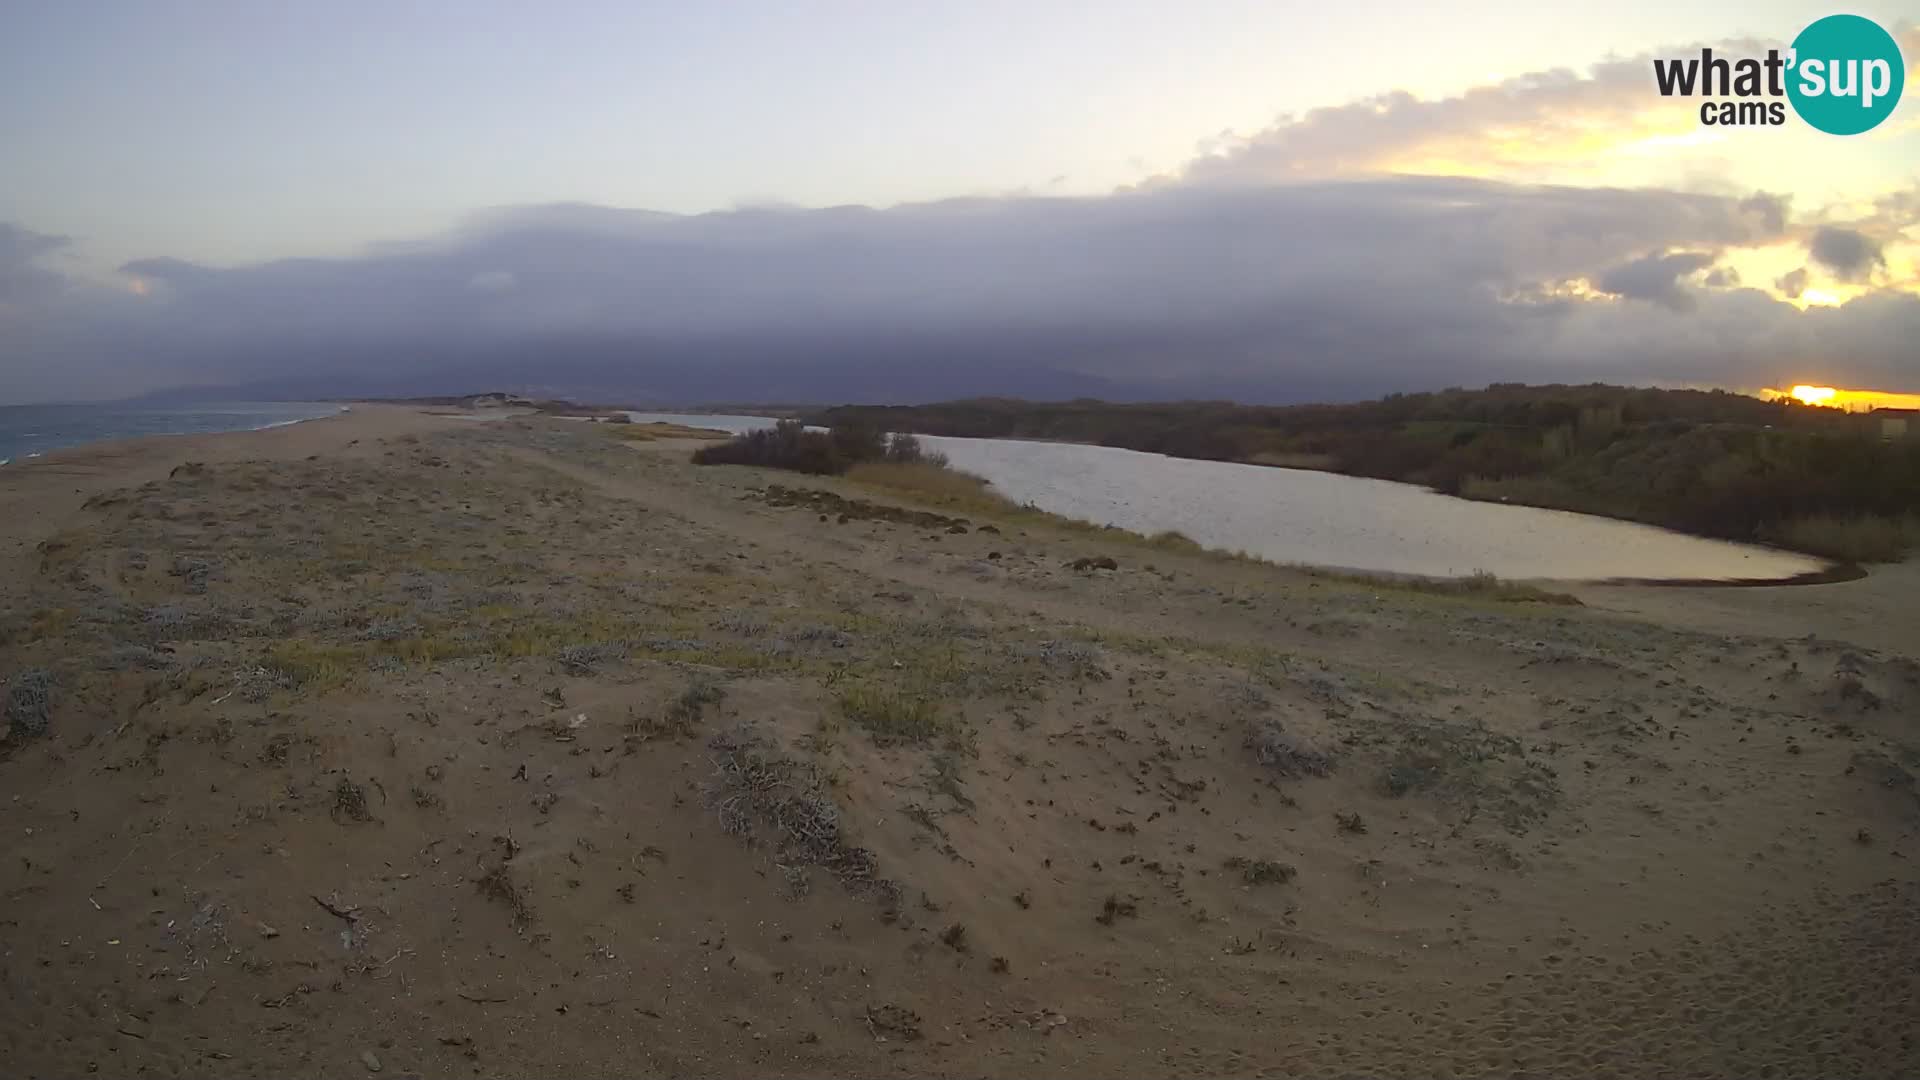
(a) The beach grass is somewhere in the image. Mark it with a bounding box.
[1768,513,1919,564]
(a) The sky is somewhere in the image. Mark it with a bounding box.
[1,1,1917,404]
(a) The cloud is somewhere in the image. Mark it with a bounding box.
[1596,251,1717,311]
[468,270,517,293]
[1148,42,1789,188]
[1159,22,1920,189]
[0,223,69,265]
[6,167,1915,406]
[1775,267,1809,299]
[0,224,74,311]
[1807,226,1885,283]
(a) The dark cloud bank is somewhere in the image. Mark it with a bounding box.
[2,176,1917,406]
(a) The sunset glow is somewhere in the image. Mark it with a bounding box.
[1761,386,1920,411]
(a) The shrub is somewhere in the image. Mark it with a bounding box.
[4,669,52,738]
[705,727,893,901]
[1146,530,1204,552]
[883,432,948,467]
[829,417,887,464]
[692,420,845,474]
[693,421,958,480]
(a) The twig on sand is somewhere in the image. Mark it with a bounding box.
[311,894,360,922]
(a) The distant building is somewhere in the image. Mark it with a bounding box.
[1874,407,1918,439]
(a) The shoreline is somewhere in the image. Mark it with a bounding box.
[0,401,348,467]
[0,403,452,559]
[641,414,1848,584]
[15,403,1862,590]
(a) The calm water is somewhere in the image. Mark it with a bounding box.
[634,412,1826,581]
[625,412,800,434]
[0,402,344,464]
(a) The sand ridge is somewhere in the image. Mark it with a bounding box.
[0,412,1914,1077]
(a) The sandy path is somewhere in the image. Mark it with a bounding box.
[1573,565,1920,657]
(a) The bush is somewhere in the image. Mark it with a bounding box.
[883,432,948,467]
[694,421,958,481]
[830,417,886,464]
[691,420,844,474]
[4,669,52,738]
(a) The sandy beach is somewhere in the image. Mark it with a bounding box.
[1,408,1915,1078]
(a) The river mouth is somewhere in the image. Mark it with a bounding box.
[629,413,1838,585]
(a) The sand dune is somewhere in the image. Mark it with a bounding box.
[1,411,1915,1078]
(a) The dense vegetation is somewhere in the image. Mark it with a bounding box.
[812,385,1920,562]
[692,418,942,475]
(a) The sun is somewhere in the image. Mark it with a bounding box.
[1761,385,1920,411]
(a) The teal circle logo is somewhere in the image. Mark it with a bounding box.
[1787,15,1905,135]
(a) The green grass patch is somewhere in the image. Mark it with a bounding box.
[844,461,1014,515]
[262,639,367,692]
[603,421,732,443]
[1301,567,1581,605]
[837,685,948,747]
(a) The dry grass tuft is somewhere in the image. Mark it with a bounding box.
[1224,856,1298,885]
[475,864,535,928]
[1301,567,1582,605]
[330,777,374,823]
[706,727,895,904]
[844,462,1012,514]
[603,421,732,443]
[1246,720,1333,777]
[837,686,947,746]
[3,669,53,739]
[1770,513,1920,564]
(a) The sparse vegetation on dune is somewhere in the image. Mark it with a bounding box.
[601,420,732,443]
[836,685,949,746]
[5,412,1918,1078]
[843,460,1008,513]
[1299,567,1583,605]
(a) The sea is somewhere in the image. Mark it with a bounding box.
[0,402,345,465]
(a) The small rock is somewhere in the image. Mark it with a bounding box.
[257,923,280,939]
[361,1049,383,1072]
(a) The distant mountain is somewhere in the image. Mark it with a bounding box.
[117,339,1145,407]
[116,330,1413,405]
